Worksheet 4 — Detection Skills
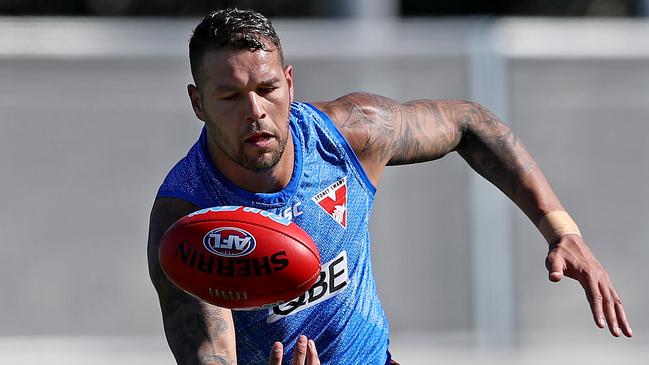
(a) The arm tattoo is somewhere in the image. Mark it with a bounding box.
[454,101,538,198]
[322,93,539,199]
[204,305,229,338]
[149,200,235,365]
[154,275,232,364]
[323,93,400,164]
[201,354,233,365]
[322,93,464,165]
[391,99,462,164]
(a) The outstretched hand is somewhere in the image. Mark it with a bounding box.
[268,335,320,365]
[545,234,632,337]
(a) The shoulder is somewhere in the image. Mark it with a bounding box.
[311,92,401,132]
[310,93,401,171]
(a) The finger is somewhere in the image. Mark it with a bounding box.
[268,342,283,365]
[582,278,606,329]
[290,335,308,365]
[607,283,634,337]
[599,282,620,337]
[307,340,320,365]
[611,289,633,337]
[545,251,564,282]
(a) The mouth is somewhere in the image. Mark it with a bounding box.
[244,132,275,147]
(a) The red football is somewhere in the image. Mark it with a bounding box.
[159,206,321,309]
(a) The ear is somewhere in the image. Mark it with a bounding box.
[284,64,294,103]
[187,84,207,122]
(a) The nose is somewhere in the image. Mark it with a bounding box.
[245,92,266,121]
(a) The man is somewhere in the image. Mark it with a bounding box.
[147,8,632,365]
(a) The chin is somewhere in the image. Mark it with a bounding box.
[241,152,283,173]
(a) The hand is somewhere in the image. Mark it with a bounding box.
[268,335,320,365]
[545,234,632,337]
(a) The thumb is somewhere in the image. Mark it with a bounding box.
[545,251,565,282]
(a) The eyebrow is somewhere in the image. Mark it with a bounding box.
[259,77,281,87]
[214,77,281,92]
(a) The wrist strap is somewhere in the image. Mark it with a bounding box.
[537,211,582,244]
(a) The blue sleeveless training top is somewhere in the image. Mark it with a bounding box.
[157,102,390,364]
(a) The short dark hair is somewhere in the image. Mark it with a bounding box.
[189,8,284,85]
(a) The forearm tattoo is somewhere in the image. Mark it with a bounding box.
[154,270,232,364]
[204,305,229,339]
[149,202,235,365]
[201,354,233,365]
[454,102,538,198]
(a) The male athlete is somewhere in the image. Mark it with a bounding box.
[147,8,632,365]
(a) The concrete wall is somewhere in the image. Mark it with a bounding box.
[0,18,646,345]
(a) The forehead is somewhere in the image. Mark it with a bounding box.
[199,48,284,86]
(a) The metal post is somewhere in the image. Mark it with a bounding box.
[468,19,516,347]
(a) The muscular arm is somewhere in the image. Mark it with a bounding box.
[148,198,237,365]
[316,92,632,337]
[316,93,560,224]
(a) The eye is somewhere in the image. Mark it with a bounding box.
[219,93,238,101]
[258,86,278,95]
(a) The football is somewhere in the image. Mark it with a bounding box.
[159,206,321,309]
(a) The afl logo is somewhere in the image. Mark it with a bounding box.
[203,227,256,258]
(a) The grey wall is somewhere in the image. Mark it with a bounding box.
[510,57,649,335]
[0,18,646,341]
[0,56,201,334]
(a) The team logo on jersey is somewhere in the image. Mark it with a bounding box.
[266,251,349,323]
[312,176,348,228]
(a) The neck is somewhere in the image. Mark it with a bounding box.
[208,133,295,193]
